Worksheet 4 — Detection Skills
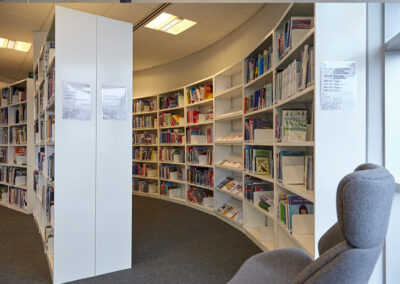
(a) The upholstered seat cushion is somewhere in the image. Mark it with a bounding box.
[228,248,313,284]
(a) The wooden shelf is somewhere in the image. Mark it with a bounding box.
[186,98,213,107]
[244,105,274,117]
[214,84,243,98]
[244,171,274,183]
[243,68,273,89]
[214,187,243,201]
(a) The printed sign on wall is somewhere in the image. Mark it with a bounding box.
[102,86,128,120]
[62,81,92,120]
[320,61,357,111]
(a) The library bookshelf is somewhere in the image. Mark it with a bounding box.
[0,79,34,215]
[32,6,133,284]
[133,2,367,259]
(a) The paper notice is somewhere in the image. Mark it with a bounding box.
[320,61,357,111]
[62,81,92,120]
[102,86,128,120]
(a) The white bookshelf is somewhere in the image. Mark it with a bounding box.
[0,79,34,214]
[133,3,367,259]
[32,6,132,284]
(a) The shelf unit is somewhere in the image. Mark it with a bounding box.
[0,79,34,214]
[133,3,367,259]
[32,6,133,284]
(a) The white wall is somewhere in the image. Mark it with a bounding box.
[132,3,288,97]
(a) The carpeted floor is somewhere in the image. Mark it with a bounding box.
[0,205,52,284]
[1,195,261,284]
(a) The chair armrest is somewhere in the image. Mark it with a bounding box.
[229,248,313,284]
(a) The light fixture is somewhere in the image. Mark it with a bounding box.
[145,12,196,35]
[7,40,15,49]
[0,37,31,52]
[166,19,196,35]
[0,38,8,48]
[14,41,32,52]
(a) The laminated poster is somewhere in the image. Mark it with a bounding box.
[62,81,92,120]
[102,85,128,120]
[320,61,357,111]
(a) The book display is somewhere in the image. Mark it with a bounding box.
[133,3,367,259]
[0,79,33,214]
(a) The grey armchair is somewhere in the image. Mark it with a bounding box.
[229,164,395,284]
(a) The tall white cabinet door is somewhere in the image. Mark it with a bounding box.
[95,15,133,275]
[54,6,97,284]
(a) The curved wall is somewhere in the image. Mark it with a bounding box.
[132,3,289,97]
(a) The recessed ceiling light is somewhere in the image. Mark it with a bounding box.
[14,41,32,52]
[145,12,197,35]
[7,40,15,49]
[0,37,31,52]
[145,12,177,30]
[0,38,8,48]
[166,19,197,35]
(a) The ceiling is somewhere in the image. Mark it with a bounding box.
[0,2,263,83]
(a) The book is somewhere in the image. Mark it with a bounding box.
[187,186,213,205]
[159,92,184,110]
[244,83,273,114]
[133,98,156,113]
[187,85,213,104]
[246,45,273,82]
[187,166,213,187]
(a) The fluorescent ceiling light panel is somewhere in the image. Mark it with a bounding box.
[160,18,181,32]
[7,40,15,49]
[0,38,8,48]
[145,12,197,35]
[14,41,32,52]
[166,19,197,35]
[145,12,177,30]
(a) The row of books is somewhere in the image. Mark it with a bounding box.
[0,108,7,124]
[187,167,213,187]
[46,114,55,141]
[9,87,26,105]
[134,179,157,193]
[0,128,7,144]
[159,112,183,127]
[48,154,55,181]
[159,147,184,163]
[276,17,313,61]
[1,88,8,108]
[133,133,157,145]
[160,129,184,144]
[133,147,157,161]
[247,45,273,82]
[160,92,184,110]
[8,167,27,186]
[215,177,243,197]
[9,187,27,208]
[0,148,7,163]
[37,149,45,171]
[278,193,313,233]
[187,186,213,206]
[46,185,54,218]
[0,185,7,200]
[187,126,212,144]
[133,98,156,113]
[244,147,273,176]
[160,181,177,196]
[48,68,55,102]
[277,151,313,189]
[275,45,314,102]
[132,163,157,177]
[244,179,273,205]
[187,109,213,124]
[276,109,309,142]
[186,147,212,165]
[159,164,185,181]
[186,85,213,104]
[12,147,26,166]
[244,118,272,142]
[217,199,243,224]
[14,104,27,124]
[133,116,156,129]
[244,83,273,114]
[10,126,27,144]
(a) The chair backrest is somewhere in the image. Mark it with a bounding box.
[294,164,395,284]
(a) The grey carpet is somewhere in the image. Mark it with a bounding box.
[1,195,261,284]
[0,205,52,284]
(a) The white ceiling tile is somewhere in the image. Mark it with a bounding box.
[104,3,152,24]
[202,8,249,32]
[165,3,227,23]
